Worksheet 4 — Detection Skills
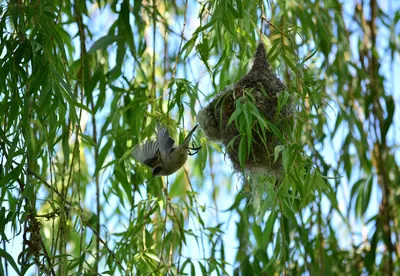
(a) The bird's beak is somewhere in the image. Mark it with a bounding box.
[191,124,199,132]
[183,124,199,144]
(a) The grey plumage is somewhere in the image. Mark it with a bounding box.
[156,125,175,156]
[132,140,159,167]
[132,124,199,176]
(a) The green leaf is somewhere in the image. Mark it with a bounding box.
[199,261,207,275]
[62,125,70,166]
[362,175,373,215]
[365,226,378,273]
[266,121,284,143]
[242,102,251,128]
[238,136,246,168]
[263,210,277,247]
[350,178,365,200]
[119,147,134,162]
[144,252,160,262]
[169,170,186,198]
[95,139,113,174]
[355,188,363,219]
[302,48,318,63]
[181,258,193,273]
[193,18,216,35]
[274,145,285,163]
[282,53,296,71]
[182,37,197,60]
[267,41,280,61]
[250,109,268,129]
[277,90,290,115]
[88,35,124,54]
[252,224,262,245]
[227,102,242,127]
[235,0,244,18]
[382,95,395,141]
[191,262,196,275]
[0,248,20,274]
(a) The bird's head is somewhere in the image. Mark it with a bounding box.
[152,165,164,177]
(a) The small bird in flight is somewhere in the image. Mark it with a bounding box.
[132,124,201,176]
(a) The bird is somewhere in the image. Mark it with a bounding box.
[132,124,201,177]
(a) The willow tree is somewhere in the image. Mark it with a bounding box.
[1,0,399,275]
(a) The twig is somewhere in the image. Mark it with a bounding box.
[5,164,56,276]
[24,166,126,272]
[156,177,169,271]
[365,0,394,274]
[279,201,287,275]
[3,240,9,276]
[261,15,288,38]
[318,199,324,275]
[167,0,189,116]
[183,168,206,266]
[74,2,102,273]
[151,0,156,100]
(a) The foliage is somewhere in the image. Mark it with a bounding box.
[0,0,399,275]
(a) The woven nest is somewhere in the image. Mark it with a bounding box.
[198,42,293,177]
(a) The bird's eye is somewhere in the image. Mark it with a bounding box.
[152,166,162,176]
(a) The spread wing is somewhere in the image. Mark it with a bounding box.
[132,140,160,168]
[157,126,175,156]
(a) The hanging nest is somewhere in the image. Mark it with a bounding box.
[198,42,293,177]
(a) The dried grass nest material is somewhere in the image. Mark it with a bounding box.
[197,42,293,176]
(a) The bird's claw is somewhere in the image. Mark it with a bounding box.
[188,142,202,156]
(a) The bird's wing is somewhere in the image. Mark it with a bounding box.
[157,126,175,156]
[132,140,160,168]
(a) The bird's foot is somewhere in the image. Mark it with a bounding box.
[188,142,202,156]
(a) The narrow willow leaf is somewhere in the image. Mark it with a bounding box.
[252,224,262,245]
[242,102,251,128]
[181,258,193,273]
[0,248,20,274]
[62,126,70,167]
[238,136,246,168]
[302,48,318,63]
[193,18,216,35]
[282,54,297,71]
[382,95,395,140]
[267,41,280,61]
[274,145,285,163]
[95,139,113,174]
[355,189,363,219]
[266,121,284,143]
[263,210,277,247]
[88,35,124,54]
[227,105,242,127]
[182,37,197,60]
[362,175,373,215]
[144,253,160,263]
